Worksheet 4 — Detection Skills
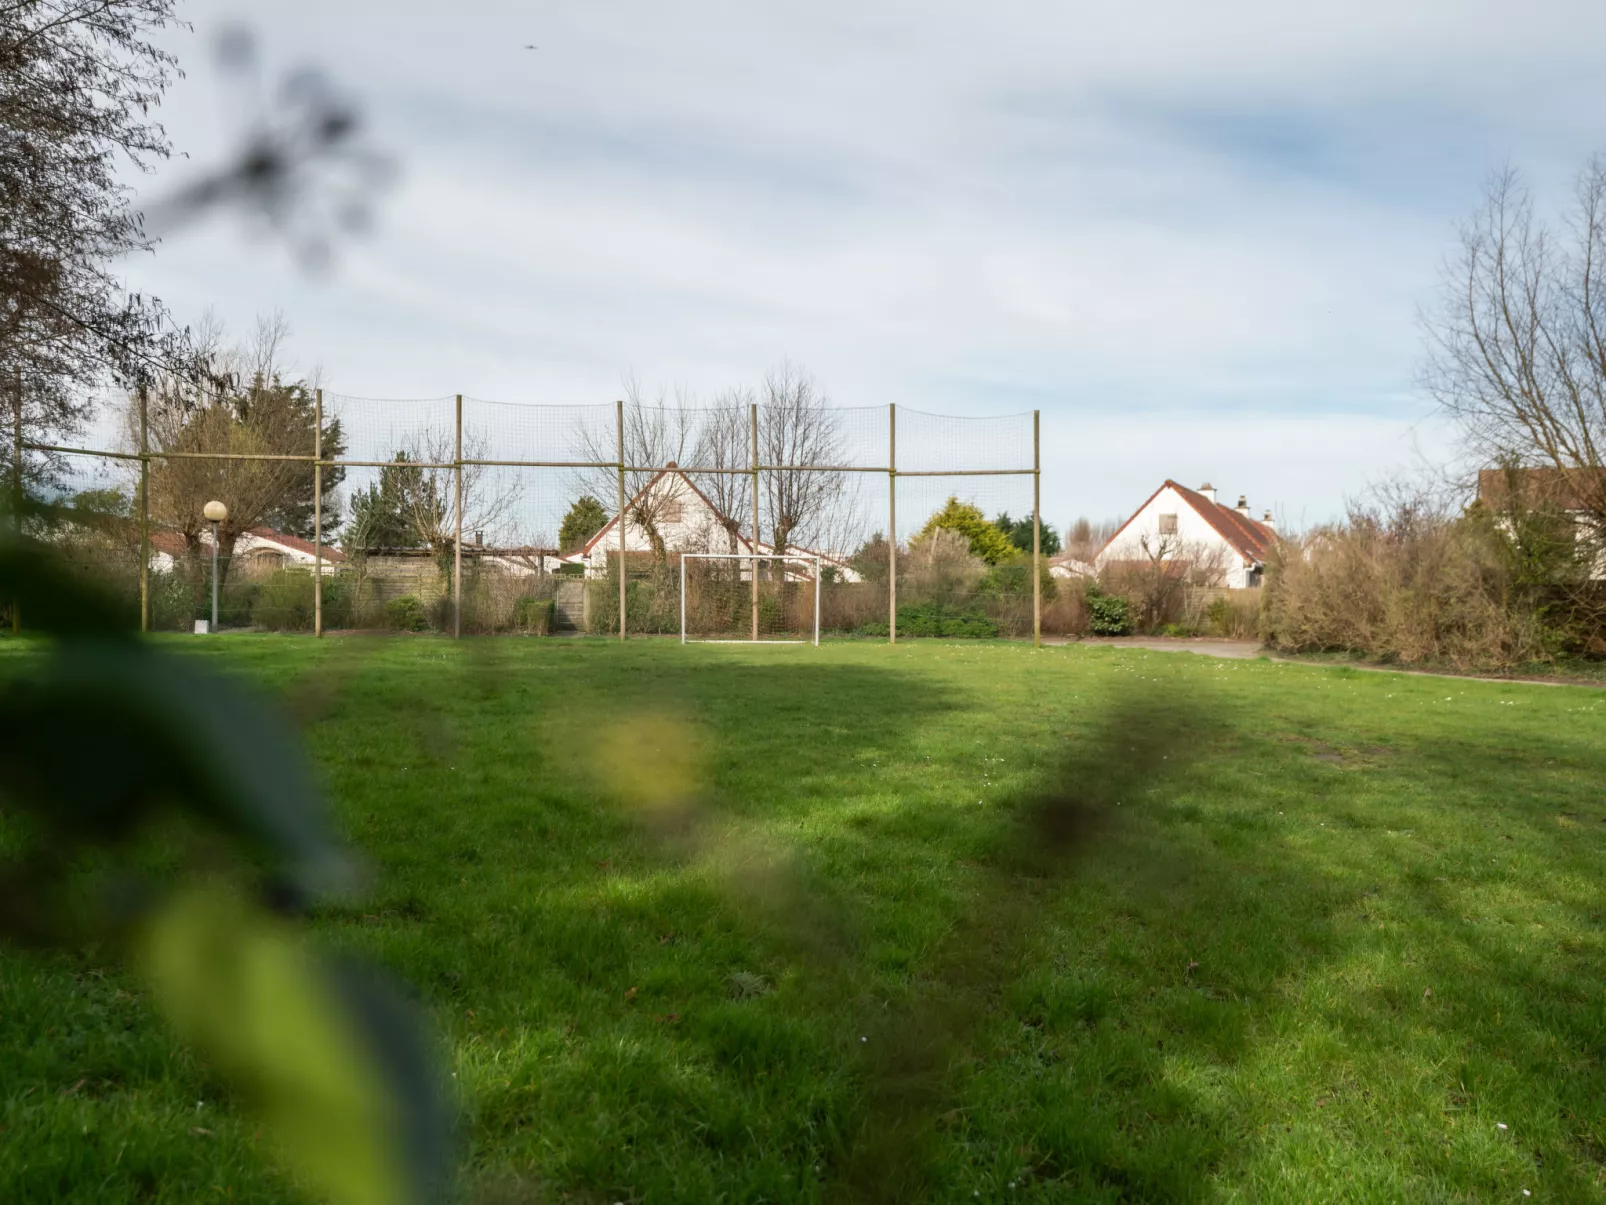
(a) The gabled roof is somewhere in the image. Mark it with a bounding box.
[241,527,347,562]
[146,526,347,563]
[148,529,188,558]
[573,467,757,559]
[569,465,858,570]
[1166,482,1274,562]
[1097,480,1274,565]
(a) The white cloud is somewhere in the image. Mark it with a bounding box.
[112,0,1606,526]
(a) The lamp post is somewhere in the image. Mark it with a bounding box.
[203,500,227,632]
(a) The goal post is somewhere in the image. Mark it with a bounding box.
[680,553,821,646]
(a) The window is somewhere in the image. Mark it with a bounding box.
[1158,513,1178,535]
[659,498,684,523]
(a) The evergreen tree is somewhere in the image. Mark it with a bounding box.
[916,498,1017,565]
[991,511,1061,557]
[559,495,610,553]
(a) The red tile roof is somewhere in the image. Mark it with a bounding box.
[242,527,346,562]
[147,529,189,557]
[1097,480,1275,565]
[1166,482,1274,562]
[144,526,346,562]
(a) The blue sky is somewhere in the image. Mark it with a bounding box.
[112,0,1606,535]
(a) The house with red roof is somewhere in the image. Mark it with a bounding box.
[147,526,346,575]
[1094,481,1277,589]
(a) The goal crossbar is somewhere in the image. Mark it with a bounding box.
[679,553,821,646]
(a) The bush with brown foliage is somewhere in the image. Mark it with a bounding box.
[1261,486,1604,670]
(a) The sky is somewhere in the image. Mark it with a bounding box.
[110,0,1606,536]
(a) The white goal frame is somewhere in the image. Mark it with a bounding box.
[680,553,822,646]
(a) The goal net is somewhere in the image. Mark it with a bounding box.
[680,554,821,645]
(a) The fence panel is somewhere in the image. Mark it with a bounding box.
[18,393,1042,643]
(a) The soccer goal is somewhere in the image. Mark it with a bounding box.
[680,553,821,645]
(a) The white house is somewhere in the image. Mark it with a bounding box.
[1095,481,1276,589]
[148,526,347,575]
[564,466,860,581]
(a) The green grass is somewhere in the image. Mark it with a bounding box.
[4,637,1606,1202]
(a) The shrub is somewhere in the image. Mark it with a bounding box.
[586,564,681,635]
[513,595,554,634]
[978,560,1058,601]
[756,592,786,633]
[1205,593,1261,639]
[251,569,316,631]
[1259,484,1603,669]
[385,594,431,632]
[859,601,999,638]
[1086,588,1133,636]
[1040,576,1091,636]
[914,498,1017,564]
[820,581,887,633]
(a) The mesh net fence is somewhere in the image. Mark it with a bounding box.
[15,394,1044,639]
[679,555,820,642]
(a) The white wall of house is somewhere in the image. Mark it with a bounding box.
[575,474,750,577]
[1096,484,1261,589]
[149,531,343,575]
[566,471,863,582]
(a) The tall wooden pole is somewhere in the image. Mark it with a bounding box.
[11,369,21,634]
[616,398,627,642]
[453,394,463,639]
[1033,409,1042,649]
[139,385,150,633]
[887,403,897,646]
[313,389,324,638]
[750,401,760,642]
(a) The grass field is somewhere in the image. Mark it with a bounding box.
[3,637,1606,1203]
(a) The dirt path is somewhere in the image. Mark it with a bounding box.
[1048,637,1605,689]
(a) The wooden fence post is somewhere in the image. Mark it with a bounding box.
[139,385,150,633]
[454,393,463,639]
[1033,409,1041,649]
[751,401,760,641]
[888,403,897,646]
[11,369,21,634]
[314,388,323,637]
[617,398,627,642]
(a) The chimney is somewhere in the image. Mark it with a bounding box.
[475,530,484,546]
[1198,482,1217,504]
[1261,511,1276,533]
[1236,495,1251,517]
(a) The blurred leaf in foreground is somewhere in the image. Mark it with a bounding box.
[0,530,451,1204]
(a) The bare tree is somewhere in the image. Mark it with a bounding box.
[568,365,859,564]
[1424,160,1606,554]
[571,374,698,563]
[144,387,315,585]
[686,387,754,553]
[132,311,344,583]
[1100,533,1231,631]
[391,428,521,560]
[758,362,850,554]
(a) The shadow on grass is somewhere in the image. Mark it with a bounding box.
[397,657,1360,1202]
[285,643,1606,1201]
[823,688,1252,1201]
